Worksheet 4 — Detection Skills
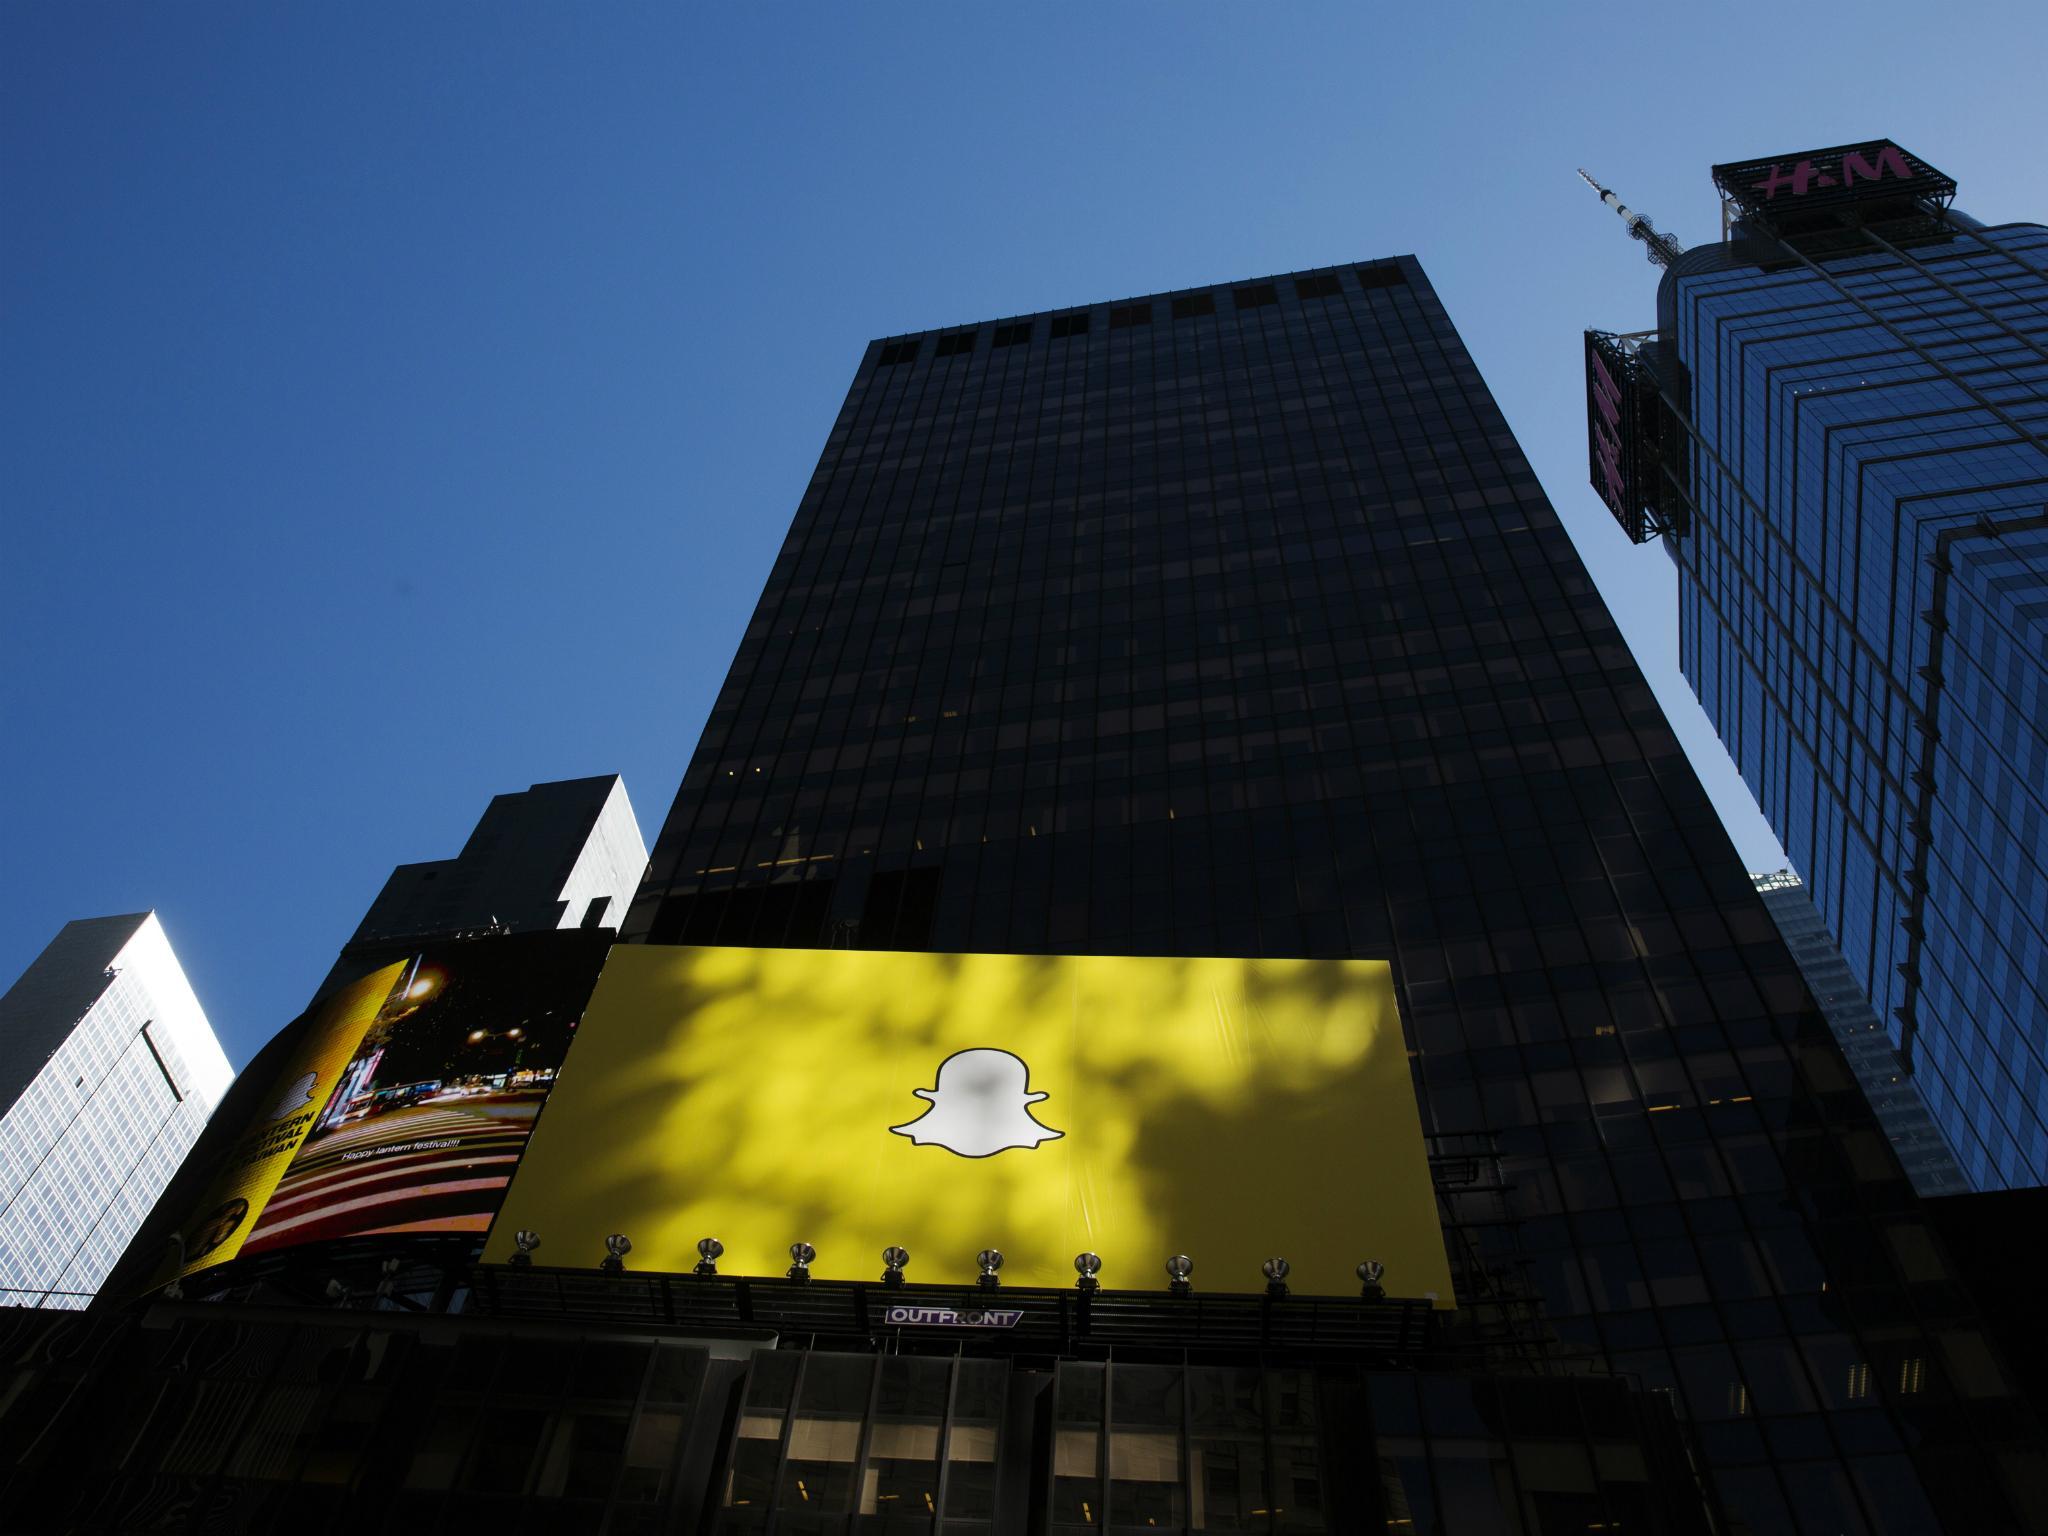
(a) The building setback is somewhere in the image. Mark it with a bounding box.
[1585,141,2048,1190]
[622,260,2041,1529]
[1754,869,1968,1196]
[315,773,647,1003]
[0,911,230,1307]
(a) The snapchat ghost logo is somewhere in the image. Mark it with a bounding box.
[269,1072,318,1120]
[890,1048,1064,1158]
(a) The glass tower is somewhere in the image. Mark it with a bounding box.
[1597,142,2048,1191]
[625,259,2041,1531]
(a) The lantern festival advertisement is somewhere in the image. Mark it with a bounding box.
[163,929,612,1282]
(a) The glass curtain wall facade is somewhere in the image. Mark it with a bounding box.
[0,1307,1714,1533]
[1659,214,2048,1190]
[1753,871,1967,1196]
[625,261,2040,1532]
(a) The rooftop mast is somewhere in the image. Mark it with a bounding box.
[1578,169,1685,269]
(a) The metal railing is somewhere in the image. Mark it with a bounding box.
[467,1264,1432,1358]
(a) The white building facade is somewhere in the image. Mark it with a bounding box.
[0,912,232,1307]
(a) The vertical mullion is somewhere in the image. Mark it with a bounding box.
[1099,1358,1114,1530]
[847,1352,884,1528]
[931,1346,964,1525]
[1178,1359,1194,1536]
[764,1350,811,1530]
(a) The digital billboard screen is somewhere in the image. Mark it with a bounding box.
[485,946,1453,1303]
[164,929,612,1282]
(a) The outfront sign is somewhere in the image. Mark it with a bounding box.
[885,1306,1024,1329]
[484,947,1454,1304]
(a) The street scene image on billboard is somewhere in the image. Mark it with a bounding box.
[239,930,613,1255]
[486,946,1453,1301]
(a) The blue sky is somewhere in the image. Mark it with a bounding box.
[5,1,2044,1066]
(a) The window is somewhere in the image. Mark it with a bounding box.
[1109,303,1153,329]
[934,331,977,357]
[1232,282,1278,308]
[1171,292,1215,320]
[992,321,1032,347]
[1294,273,1343,299]
[580,896,612,929]
[1356,263,1408,289]
[878,339,919,366]
[1050,312,1091,339]
[860,868,943,948]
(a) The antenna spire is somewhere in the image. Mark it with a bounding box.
[1578,168,1685,269]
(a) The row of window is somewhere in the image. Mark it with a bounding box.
[874,267,1410,366]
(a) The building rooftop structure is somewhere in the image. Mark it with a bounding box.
[316,774,646,1002]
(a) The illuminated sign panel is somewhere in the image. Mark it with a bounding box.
[1584,332,1670,543]
[162,931,611,1283]
[485,947,1454,1304]
[1712,139,1955,221]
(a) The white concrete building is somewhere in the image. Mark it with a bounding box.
[0,912,232,1307]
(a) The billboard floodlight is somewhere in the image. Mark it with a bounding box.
[1074,1252,1102,1292]
[881,1246,910,1286]
[1358,1259,1387,1300]
[1262,1257,1291,1299]
[976,1248,1004,1290]
[510,1230,540,1267]
[787,1242,816,1282]
[693,1237,723,1277]
[601,1233,631,1274]
[1165,1254,1194,1296]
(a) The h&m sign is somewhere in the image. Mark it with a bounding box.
[1712,140,1955,219]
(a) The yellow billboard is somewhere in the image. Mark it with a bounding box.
[160,961,404,1282]
[487,947,1451,1303]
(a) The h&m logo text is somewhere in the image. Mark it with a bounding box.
[1750,144,1916,200]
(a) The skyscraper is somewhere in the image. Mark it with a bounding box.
[1753,869,1967,1197]
[0,911,230,1307]
[621,260,2040,1530]
[315,773,647,1002]
[1583,141,2048,1191]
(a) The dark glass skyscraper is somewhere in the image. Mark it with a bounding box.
[1587,142,2048,1192]
[626,260,2040,1530]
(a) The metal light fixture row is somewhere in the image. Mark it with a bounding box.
[1165,1254,1195,1296]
